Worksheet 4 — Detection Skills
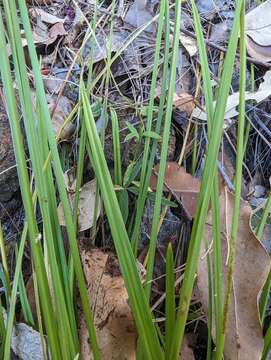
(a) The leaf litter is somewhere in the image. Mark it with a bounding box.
[150,162,200,218]
[79,248,137,360]
[246,0,271,62]
[193,70,271,123]
[58,178,101,232]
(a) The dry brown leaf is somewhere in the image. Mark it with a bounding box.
[173,93,195,116]
[29,6,67,47]
[48,96,75,139]
[124,0,155,33]
[58,179,101,232]
[247,37,271,63]
[33,22,67,46]
[246,0,271,62]
[30,93,74,139]
[7,20,66,54]
[79,248,137,359]
[156,90,194,116]
[150,162,200,218]
[197,188,270,360]
[180,34,198,57]
[49,22,67,39]
[150,162,200,193]
[29,7,65,24]
[7,23,65,55]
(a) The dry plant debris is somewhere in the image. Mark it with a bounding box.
[173,92,195,116]
[180,336,195,360]
[29,7,67,46]
[58,179,101,232]
[150,162,200,218]
[193,70,271,124]
[79,248,137,360]
[48,95,75,139]
[125,0,155,33]
[246,0,271,62]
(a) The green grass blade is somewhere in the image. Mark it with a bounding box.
[218,4,246,358]
[0,296,6,358]
[263,319,271,360]
[165,243,175,356]
[4,226,34,360]
[260,269,271,324]
[0,224,11,301]
[130,0,171,255]
[3,1,79,355]
[17,248,35,327]
[257,192,271,240]
[111,108,122,186]
[258,193,271,349]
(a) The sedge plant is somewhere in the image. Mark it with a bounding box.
[0,0,264,360]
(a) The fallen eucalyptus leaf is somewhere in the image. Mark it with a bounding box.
[150,162,200,218]
[192,70,271,122]
[180,34,198,57]
[58,179,101,232]
[29,7,65,24]
[33,21,67,46]
[246,37,271,63]
[83,32,124,63]
[173,93,195,116]
[48,95,75,139]
[246,0,271,62]
[125,0,155,33]
[197,188,270,360]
